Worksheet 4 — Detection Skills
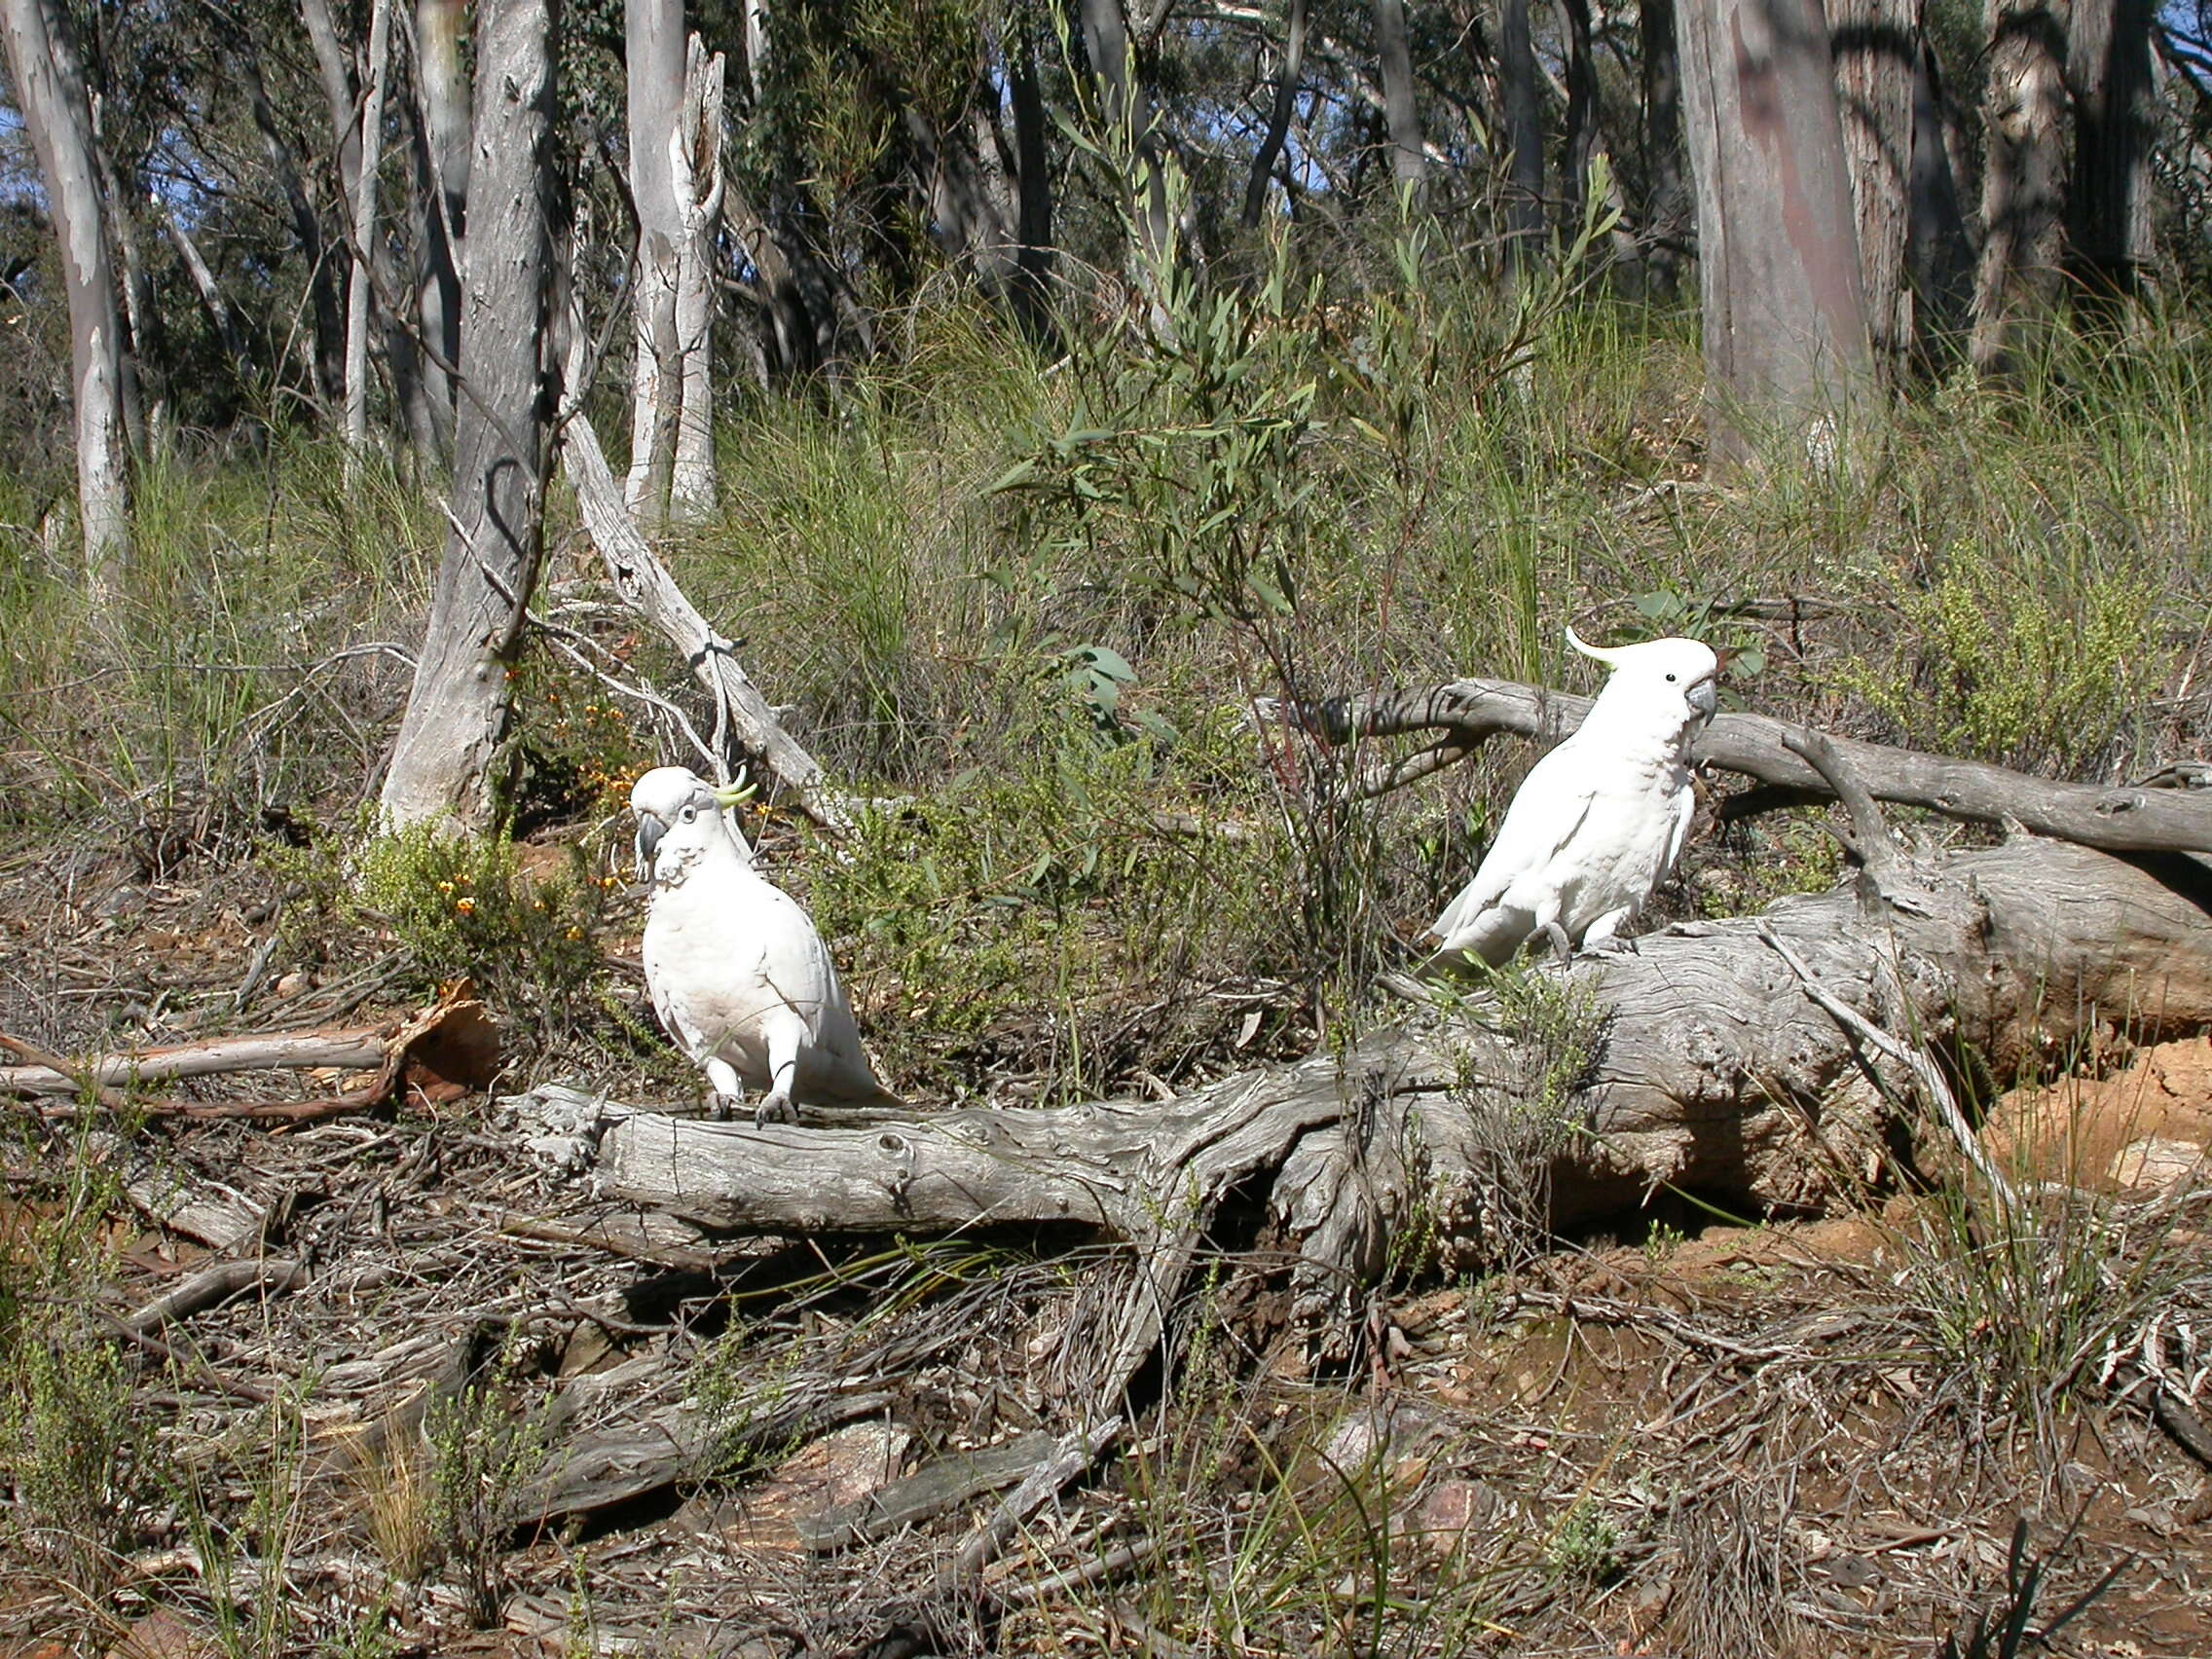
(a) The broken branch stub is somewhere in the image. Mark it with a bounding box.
[598,836,2212,1350]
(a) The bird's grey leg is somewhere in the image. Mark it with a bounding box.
[1579,908,1637,956]
[754,1024,801,1126]
[703,1056,745,1122]
[1540,921,1576,962]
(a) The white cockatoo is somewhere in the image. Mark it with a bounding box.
[1427,628,1724,970]
[630,766,898,1124]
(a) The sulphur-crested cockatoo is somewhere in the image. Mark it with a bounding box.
[630,766,897,1124]
[1428,628,1722,969]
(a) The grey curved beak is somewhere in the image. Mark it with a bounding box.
[1689,678,1718,720]
[633,815,665,882]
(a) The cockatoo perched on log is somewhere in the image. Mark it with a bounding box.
[1427,628,1724,970]
[630,766,898,1124]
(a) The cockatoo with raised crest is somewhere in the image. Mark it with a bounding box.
[1427,628,1723,970]
[630,766,898,1124]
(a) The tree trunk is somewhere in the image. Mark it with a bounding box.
[1500,0,1546,269]
[1006,2,1056,332]
[159,202,252,400]
[1372,0,1425,194]
[1559,0,1597,232]
[2065,0,2156,306]
[243,43,345,412]
[1969,0,2071,379]
[1826,0,1920,373]
[1676,0,1877,463]
[1,0,129,592]
[1244,0,1310,226]
[303,0,424,452]
[670,35,723,524]
[1641,0,1689,294]
[593,834,2212,1353]
[1075,0,1173,312]
[344,0,394,463]
[1905,42,1974,366]
[624,0,684,525]
[380,0,558,830]
[413,0,469,455]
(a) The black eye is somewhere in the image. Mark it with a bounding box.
[681,805,695,822]
[1665,673,1677,682]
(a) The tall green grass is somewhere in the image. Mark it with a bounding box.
[2,257,2208,1096]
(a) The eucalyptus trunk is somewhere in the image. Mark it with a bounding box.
[344,0,394,463]
[1969,0,2071,378]
[1,0,129,591]
[1373,0,1425,192]
[381,0,559,830]
[414,0,469,452]
[1826,0,1920,373]
[1677,0,1878,462]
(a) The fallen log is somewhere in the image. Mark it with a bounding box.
[1254,678,2212,857]
[592,833,2212,1364]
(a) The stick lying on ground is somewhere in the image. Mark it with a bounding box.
[0,994,498,1121]
[1255,678,2212,857]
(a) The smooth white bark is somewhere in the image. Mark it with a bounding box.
[1,0,129,592]
[345,0,395,461]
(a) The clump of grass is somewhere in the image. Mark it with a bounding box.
[0,1127,155,1601]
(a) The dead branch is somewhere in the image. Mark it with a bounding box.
[125,1257,306,1334]
[560,409,857,835]
[1259,678,2212,857]
[0,995,497,1125]
[0,1026,388,1096]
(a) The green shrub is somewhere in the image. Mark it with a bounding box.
[1834,555,2157,774]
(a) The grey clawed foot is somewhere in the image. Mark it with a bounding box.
[1542,922,1576,962]
[709,1093,740,1122]
[754,1090,797,1126]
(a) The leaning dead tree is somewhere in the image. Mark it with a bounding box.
[555,673,2212,1425]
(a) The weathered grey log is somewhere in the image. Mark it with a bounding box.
[125,1258,305,1334]
[521,1386,895,1524]
[600,835,2212,1356]
[1255,679,2212,857]
[798,1430,1052,1553]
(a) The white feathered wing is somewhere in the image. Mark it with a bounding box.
[632,767,897,1123]
[1428,632,1718,969]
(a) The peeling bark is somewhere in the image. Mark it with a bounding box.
[2066,0,2157,305]
[1825,0,1919,371]
[1970,0,2072,378]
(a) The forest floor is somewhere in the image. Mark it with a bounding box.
[1,818,2208,1659]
